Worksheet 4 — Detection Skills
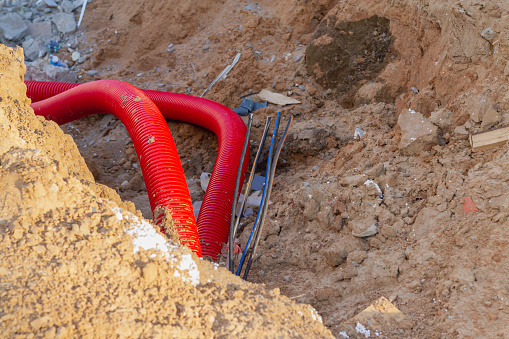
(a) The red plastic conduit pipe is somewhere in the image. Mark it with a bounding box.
[27,80,202,256]
[26,80,249,260]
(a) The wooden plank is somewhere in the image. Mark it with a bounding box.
[257,89,301,106]
[470,125,509,152]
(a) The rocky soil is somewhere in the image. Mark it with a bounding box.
[2,0,509,337]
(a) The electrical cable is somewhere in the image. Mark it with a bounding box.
[228,113,253,272]
[236,112,281,276]
[229,117,271,273]
[243,115,293,280]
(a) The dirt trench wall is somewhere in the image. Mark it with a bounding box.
[308,0,509,127]
[0,45,333,338]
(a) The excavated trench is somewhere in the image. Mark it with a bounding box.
[5,0,509,337]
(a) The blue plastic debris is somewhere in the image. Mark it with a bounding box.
[46,40,60,53]
[50,55,66,67]
[251,175,265,191]
[233,98,268,116]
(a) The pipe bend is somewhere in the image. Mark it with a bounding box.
[29,80,202,257]
[26,81,249,260]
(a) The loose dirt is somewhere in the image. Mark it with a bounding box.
[3,0,509,337]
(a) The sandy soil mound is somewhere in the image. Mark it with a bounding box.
[0,45,332,338]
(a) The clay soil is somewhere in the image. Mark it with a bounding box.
[3,0,509,338]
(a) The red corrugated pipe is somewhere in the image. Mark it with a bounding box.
[26,80,249,260]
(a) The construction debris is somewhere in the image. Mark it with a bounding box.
[233,98,268,115]
[257,89,301,105]
[200,52,241,97]
[469,125,509,152]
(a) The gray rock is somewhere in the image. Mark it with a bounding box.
[52,13,76,33]
[60,0,75,13]
[398,109,438,155]
[481,27,497,42]
[25,59,75,83]
[86,70,99,76]
[23,11,33,20]
[27,21,52,38]
[22,36,47,61]
[43,0,58,7]
[72,0,86,10]
[0,13,29,41]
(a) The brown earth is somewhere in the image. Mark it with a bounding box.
[0,45,332,338]
[3,0,509,337]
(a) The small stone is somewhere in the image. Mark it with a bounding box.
[120,180,131,191]
[380,225,397,238]
[22,36,47,61]
[429,108,452,129]
[481,27,497,42]
[27,21,53,38]
[352,218,378,238]
[398,109,438,155]
[294,54,303,62]
[44,0,58,7]
[340,174,367,187]
[200,172,211,192]
[315,287,338,301]
[60,0,75,13]
[347,250,368,265]
[52,13,77,34]
[71,51,80,61]
[481,106,501,130]
[323,246,347,267]
[453,126,469,140]
[0,13,28,41]
[86,70,99,77]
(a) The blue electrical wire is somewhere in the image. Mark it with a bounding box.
[236,112,281,276]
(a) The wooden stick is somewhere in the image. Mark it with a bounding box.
[469,125,509,152]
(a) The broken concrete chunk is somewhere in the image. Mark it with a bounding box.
[340,174,367,187]
[27,21,53,39]
[352,215,378,238]
[52,13,77,34]
[257,89,300,106]
[22,37,48,61]
[398,109,438,155]
[481,106,501,130]
[60,0,75,13]
[44,0,59,7]
[453,125,469,140]
[0,13,29,41]
[429,108,452,129]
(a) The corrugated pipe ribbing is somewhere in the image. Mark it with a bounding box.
[26,80,249,260]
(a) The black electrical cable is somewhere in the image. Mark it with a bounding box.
[243,115,293,280]
[228,113,253,272]
[229,117,272,273]
[237,113,281,277]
